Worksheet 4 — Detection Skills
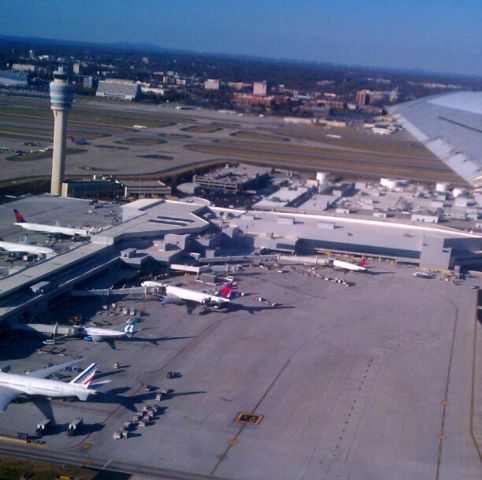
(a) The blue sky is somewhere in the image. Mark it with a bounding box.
[2,0,482,76]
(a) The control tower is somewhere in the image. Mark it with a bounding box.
[49,67,74,195]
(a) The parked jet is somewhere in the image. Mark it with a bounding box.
[141,281,232,307]
[83,319,137,347]
[0,236,55,257]
[13,209,94,238]
[0,360,109,412]
[332,258,367,272]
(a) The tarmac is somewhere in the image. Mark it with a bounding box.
[0,94,464,187]
[0,262,480,479]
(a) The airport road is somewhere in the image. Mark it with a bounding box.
[0,265,480,479]
[0,443,227,480]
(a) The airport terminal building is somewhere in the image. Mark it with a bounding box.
[1,195,482,326]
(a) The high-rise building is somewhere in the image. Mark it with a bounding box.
[49,67,74,195]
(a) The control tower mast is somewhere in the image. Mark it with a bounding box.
[49,67,74,195]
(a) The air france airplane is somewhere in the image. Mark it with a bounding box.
[0,361,109,412]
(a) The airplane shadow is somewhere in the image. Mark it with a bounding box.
[95,387,206,412]
[367,271,396,276]
[210,303,294,315]
[133,335,194,345]
[94,369,126,380]
[164,390,206,400]
[42,421,104,436]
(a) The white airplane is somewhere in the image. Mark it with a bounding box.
[141,281,232,306]
[0,360,108,412]
[13,209,94,238]
[83,319,137,348]
[332,258,367,272]
[0,237,55,257]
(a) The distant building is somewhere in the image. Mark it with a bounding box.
[124,180,171,199]
[228,81,248,91]
[0,71,28,87]
[233,93,287,108]
[140,85,167,96]
[193,164,270,194]
[204,79,220,91]
[82,76,93,89]
[72,63,81,75]
[357,88,398,106]
[319,99,346,109]
[356,89,371,106]
[162,75,177,85]
[11,63,36,72]
[96,79,140,100]
[253,81,268,96]
[61,177,125,199]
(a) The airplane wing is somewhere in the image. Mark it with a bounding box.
[186,301,197,315]
[103,338,116,350]
[160,295,178,305]
[28,359,80,379]
[0,387,20,412]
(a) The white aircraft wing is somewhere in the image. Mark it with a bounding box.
[0,387,20,412]
[27,359,80,379]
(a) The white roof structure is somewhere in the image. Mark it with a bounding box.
[389,91,482,187]
[96,80,140,100]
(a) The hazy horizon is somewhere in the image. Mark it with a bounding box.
[2,0,482,77]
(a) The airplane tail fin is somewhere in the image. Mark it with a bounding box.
[13,209,26,223]
[69,363,98,389]
[358,258,366,268]
[124,319,137,335]
[219,285,232,299]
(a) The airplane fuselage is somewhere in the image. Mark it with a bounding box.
[332,259,367,272]
[0,372,91,401]
[14,222,91,238]
[166,285,230,304]
[83,327,127,339]
[0,240,55,256]
[141,282,230,305]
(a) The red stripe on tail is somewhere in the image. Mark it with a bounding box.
[13,209,25,223]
